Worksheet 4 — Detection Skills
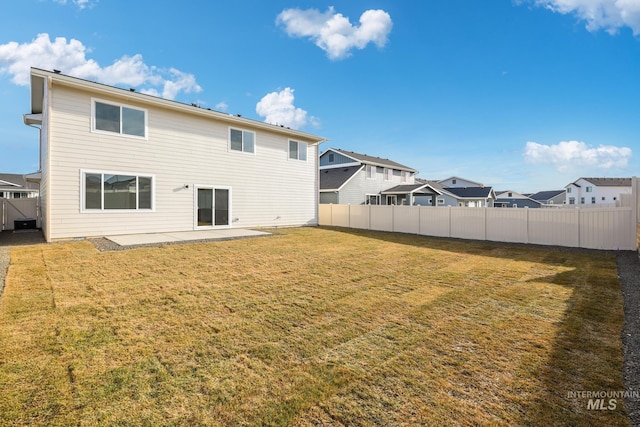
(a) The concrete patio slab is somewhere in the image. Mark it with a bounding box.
[105,228,271,246]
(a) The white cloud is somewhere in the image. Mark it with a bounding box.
[0,33,202,100]
[530,0,640,35]
[214,101,228,112]
[53,0,97,9]
[53,0,99,9]
[523,140,632,171]
[276,7,393,60]
[256,87,312,130]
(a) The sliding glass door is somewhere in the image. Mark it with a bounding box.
[195,186,231,228]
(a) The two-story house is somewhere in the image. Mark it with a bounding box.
[565,178,632,206]
[23,68,327,242]
[319,148,438,205]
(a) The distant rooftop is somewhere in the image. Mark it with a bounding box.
[328,148,418,173]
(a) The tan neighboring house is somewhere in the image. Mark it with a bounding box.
[23,68,327,242]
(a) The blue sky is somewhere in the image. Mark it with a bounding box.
[1,0,638,193]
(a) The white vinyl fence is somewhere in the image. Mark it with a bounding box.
[319,204,637,251]
[1,198,40,231]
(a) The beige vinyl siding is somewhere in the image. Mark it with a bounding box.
[47,84,318,240]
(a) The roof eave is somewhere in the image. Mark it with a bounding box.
[30,68,328,143]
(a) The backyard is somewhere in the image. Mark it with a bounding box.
[0,227,630,426]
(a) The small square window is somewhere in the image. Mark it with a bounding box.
[289,140,307,161]
[229,128,255,153]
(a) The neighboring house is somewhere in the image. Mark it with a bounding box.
[416,177,496,207]
[529,190,566,207]
[444,186,496,207]
[319,148,431,205]
[494,190,542,208]
[0,173,39,199]
[565,177,632,206]
[438,176,484,188]
[23,68,327,242]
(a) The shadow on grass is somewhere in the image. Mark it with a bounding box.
[0,230,46,247]
[320,226,631,426]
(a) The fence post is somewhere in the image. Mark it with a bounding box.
[525,207,529,245]
[576,207,581,248]
[632,176,638,251]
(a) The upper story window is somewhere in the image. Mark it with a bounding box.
[385,168,392,181]
[289,140,307,161]
[93,100,146,138]
[229,128,255,153]
[586,186,593,193]
[328,153,334,162]
[366,165,375,179]
[452,179,457,185]
[567,187,572,193]
[82,171,153,211]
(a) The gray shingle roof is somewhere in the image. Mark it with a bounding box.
[581,177,632,187]
[331,149,417,173]
[444,187,493,198]
[529,190,565,201]
[319,166,362,190]
[382,184,437,194]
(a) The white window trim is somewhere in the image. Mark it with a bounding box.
[365,194,381,205]
[91,98,148,140]
[80,169,155,213]
[193,185,232,230]
[288,139,307,161]
[228,127,257,155]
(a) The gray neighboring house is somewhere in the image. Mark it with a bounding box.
[415,178,496,207]
[494,190,542,208]
[528,190,566,207]
[320,148,434,205]
[0,173,39,199]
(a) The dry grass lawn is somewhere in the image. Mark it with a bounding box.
[0,227,629,426]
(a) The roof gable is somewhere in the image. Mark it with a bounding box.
[438,176,484,188]
[319,165,363,191]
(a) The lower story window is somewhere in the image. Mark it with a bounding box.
[83,171,153,211]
